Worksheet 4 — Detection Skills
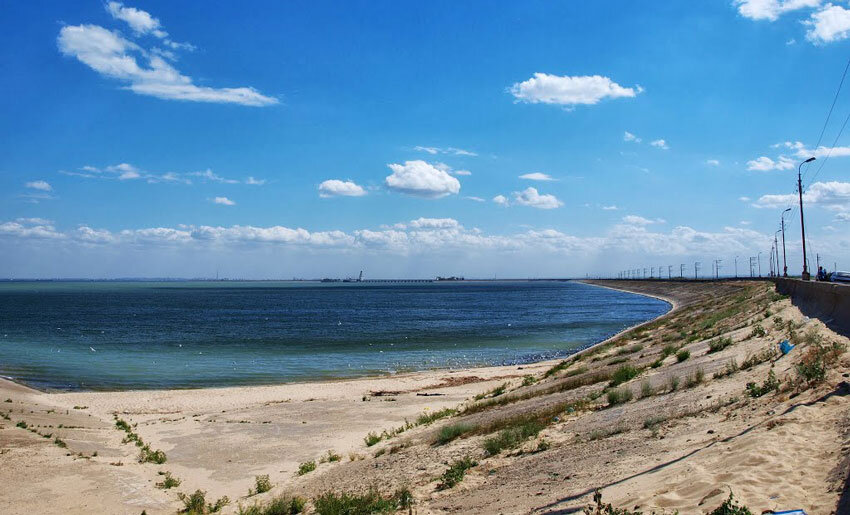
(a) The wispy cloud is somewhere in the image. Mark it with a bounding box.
[61,163,262,185]
[25,180,52,191]
[58,4,276,106]
[706,159,720,166]
[413,146,477,157]
[650,139,669,150]
[622,215,665,226]
[519,172,556,181]
[623,131,642,143]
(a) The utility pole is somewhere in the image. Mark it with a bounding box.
[668,265,672,279]
[734,255,738,278]
[774,231,781,277]
[758,251,762,277]
[749,257,756,277]
[781,208,790,277]
[694,262,700,279]
[714,259,722,279]
[680,264,685,278]
[798,157,815,280]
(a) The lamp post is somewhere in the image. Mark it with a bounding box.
[798,157,816,280]
[774,230,781,278]
[781,207,791,277]
[758,251,762,277]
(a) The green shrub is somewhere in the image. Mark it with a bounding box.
[708,337,733,353]
[643,415,667,430]
[795,332,846,386]
[748,325,766,339]
[522,375,537,386]
[586,489,642,514]
[139,446,167,464]
[250,475,272,495]
[709,492,754,515]
[238,495,305,515]
[15,421,27,429]
[482,419,546,455]
[740,346,777,370]
[296,461,316,476]
[178,490,229,514]
[713,359,739,379]
[746,368,779,398]
[676,349,690,362]
[474,383,508,400]
[415,407,456,426]
[363,432,381,447]
[662,344,677,358]
[543,360,570,378]
[609,365,640,387]
[606,387,633,406]
[436,422,475,445]
[650,358,663,369]
[313,488,412,515]
[156,471,182,489]
[437,456,477,490]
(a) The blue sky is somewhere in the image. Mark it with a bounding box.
[1,1,849,278]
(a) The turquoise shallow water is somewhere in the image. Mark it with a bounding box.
[0,280,669,391]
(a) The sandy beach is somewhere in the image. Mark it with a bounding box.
[1,280,848,514]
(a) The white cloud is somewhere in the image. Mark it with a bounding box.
[754,181,850,210]
[318,179,367,198]
[519,172,555,181]
[806,3,850,43]
[245,176,266,186]
[453,170,472,176]
[778,140,850,159]
[408,217,462,230]
[106,2,166,37]
[414,146,477,157]
[385,160,461,198]
[509,73,642,106]
[650,139,669,150]
[622,215,665,226]
[512,187,563,209]
[57,22,276,106]
[493,195,509,206]
[0,220,64,239]
[464,196,485,202]
[191,169,239,184]
[739,196,752,202]
[623,131,642,143]
[734,0,821,22]
[602,205,619,211]
[212,196,235,206]
[706,159,720,166]
[25,180,52,191]
[836,212,850,222]
[746,155,795,171]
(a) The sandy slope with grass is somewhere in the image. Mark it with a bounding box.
[1,280,848,514]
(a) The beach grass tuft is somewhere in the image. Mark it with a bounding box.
[436,422,476,445]
[313,488,413,514]
[296,461,316,476]
[437,456,477,490]
[178,490,229,514]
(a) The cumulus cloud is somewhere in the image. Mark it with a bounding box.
[493,195,509,206]
[734,0,821,21]
[57,16,275,105]
[519,172,555,181]
[706,159,720,166]
[806,3,850,43]
[25,180,52,191]
[212,196,235,206]
[385,160,461,198]
[753,181,850,210]
[318,179,367,198]
[836,212,850,222]
[509,73,642,106]
[0,216,795,266]
[512,187,563,209]
[746,155,795,171]
[623,131,642,143]
[650,139,669,150]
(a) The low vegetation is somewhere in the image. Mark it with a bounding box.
[483,418,546,455]
[156,471,181,489]
[313,488,413,514]
[794,329,846,387]
[606,387,633,406]
[708,336,733,353]
[178,490,230,514]
[436,422,476,445]
[248,475,272,496]
[609,365,640,387]
[297,461,316,476]
[746,368,779,398]
[237,495,305,515]
[437,456,477,490]
[676,349,690,362]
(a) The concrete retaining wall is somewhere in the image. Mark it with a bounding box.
[773,278,850,337]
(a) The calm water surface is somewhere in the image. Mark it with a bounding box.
[0,281,669,390]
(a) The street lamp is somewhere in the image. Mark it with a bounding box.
[774,230,781,278]
[781,207,791,277]
[758,251,762,277]
[798,157,816,280]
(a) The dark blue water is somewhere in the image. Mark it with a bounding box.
[0,281,669,391]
